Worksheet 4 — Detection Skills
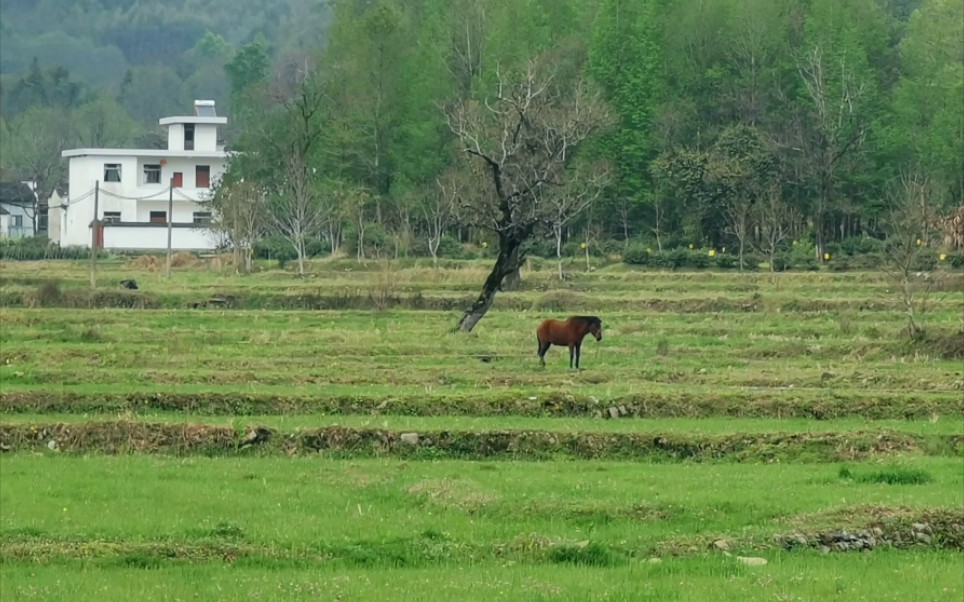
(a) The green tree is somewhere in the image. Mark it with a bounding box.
[589,0,665,241]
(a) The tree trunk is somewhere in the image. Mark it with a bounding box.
[555,225,564,280]
[502,244,523,290]
[458,236,525,332]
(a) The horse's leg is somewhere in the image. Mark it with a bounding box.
[569,345,575,369]
[538,340,550,367]
[575,342,582,370]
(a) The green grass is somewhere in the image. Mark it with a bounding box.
[1,456,961,551]
[1,260,963,600]
[3,552,962,602]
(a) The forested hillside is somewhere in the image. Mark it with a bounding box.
[1,0,961,268]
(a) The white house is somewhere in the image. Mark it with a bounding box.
[0,182,38,239]
[57,100,228,251]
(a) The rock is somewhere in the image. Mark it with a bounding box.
[399,432,419,446]
[647,557,662,564]
[821,371,834,380]
[240,427,271,448]
[711,539,731,552]
[592,411,603,419]
[914,532,932,545]
[912,522,932,535]
[617,405,628,416]
[47,439,59,451]
[588,396,599,405]
[0,443,10,452]
[698,368,707,374]
[736,556,768,566]
[119,279,138,290]
[819,545,831,554]
[608,407,620,419]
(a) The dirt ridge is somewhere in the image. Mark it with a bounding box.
[2,421,961,462]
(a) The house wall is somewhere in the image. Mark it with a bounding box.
[0,214,8,237]
[167,125,185,151]
[195,125,218,152]
[103,225,222,251]
[61,153,226,249]
[0,203,36,238]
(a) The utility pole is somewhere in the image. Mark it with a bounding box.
[90,180,99,290]
[166,177,174,278]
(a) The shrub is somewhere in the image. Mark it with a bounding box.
[622,243,653,265]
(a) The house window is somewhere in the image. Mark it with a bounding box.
[196,165,210,188]
[144,164,161,184]
[11,215,23,227]
[172,172,183,188]
[103,212,122,224]
[193,212,212,225]
[149,211,167,224]
[184,124,195,151]
[104,164,122,182]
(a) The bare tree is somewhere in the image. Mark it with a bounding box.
[208,177,266,274]
[751,186,796,272]
[444,60,612,331]
[883,172,941,339]
[724,197,754,271]
[236,64,328,276]
[424,170,465,265]
[544,163,610,280]
[795,44,868,260]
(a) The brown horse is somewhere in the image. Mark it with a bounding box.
[536,316,603,369]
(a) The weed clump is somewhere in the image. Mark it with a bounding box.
[839,464,934,485]
[547,542,624,566]
[26,280,62,307]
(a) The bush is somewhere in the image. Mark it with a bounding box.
[714,254,738,269]
[622,243,654,265]
[253,236,297,262]
[840,236,886,256]
[944,252,964,269]
[0,237,96,260]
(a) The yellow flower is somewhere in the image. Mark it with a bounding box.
[481,242,488,248]
[792,240,798,246]
[580,242,587,249]
[688,244,694,249]
[939,253,947,261]
[708,249,716,257]
[824,252,831,261]
[916,239,922,246]
[63,507,68,512]
[646,247,653,254]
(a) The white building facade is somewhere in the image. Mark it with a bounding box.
[58,100,228,251]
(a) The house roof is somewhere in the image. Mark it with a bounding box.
[62,148,230,159]
[158,116,227,126]
[0,206,9,215]
[0,182,34,206]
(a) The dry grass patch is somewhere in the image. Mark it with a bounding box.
[407,478,499,511]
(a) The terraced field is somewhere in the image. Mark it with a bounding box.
[1,257,962,601]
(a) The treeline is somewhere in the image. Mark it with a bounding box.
[212,0,962,275]
[1,0,962,270]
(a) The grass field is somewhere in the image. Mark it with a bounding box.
[1,257,962,600]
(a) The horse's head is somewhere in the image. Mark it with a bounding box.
[588,317,603,341]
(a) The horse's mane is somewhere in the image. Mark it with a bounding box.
[571,315,602,326]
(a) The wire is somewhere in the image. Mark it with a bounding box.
[99,187,173,201]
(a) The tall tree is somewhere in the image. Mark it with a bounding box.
[791,0,883,257]
[589,0,665,241]
[445,59,611,331]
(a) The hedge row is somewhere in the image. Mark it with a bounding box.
[3,390,963,419]
[4,422,961,462]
